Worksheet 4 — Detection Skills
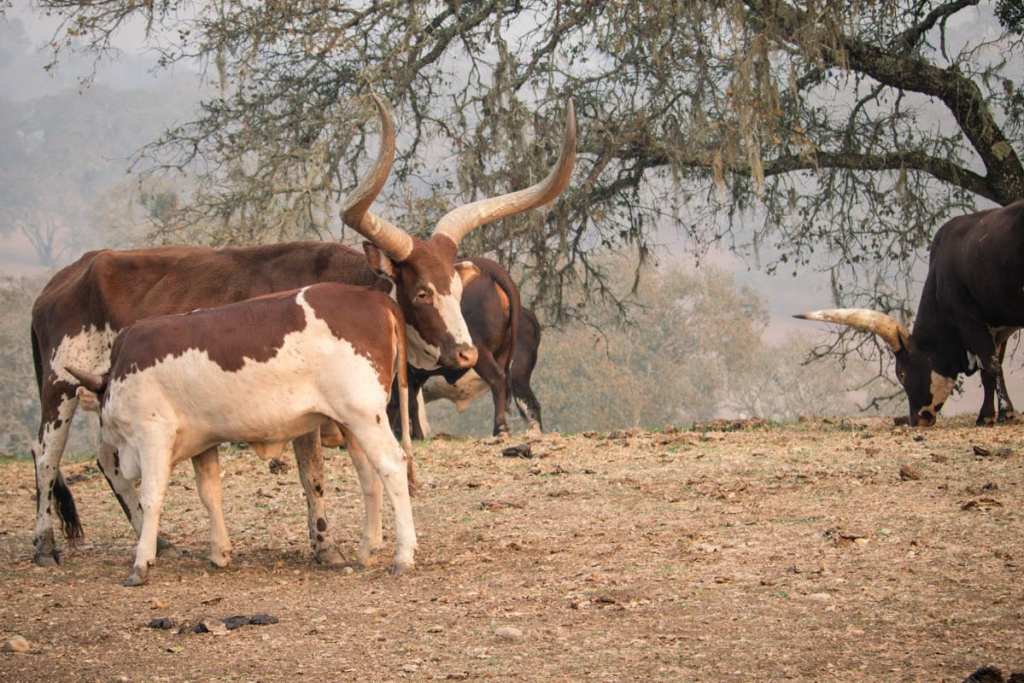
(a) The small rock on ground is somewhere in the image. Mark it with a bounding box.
[3,636,30,654]
[494,625,523,641]
[899,463,923,481]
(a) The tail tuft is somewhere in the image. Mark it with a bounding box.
[53,473,83,543]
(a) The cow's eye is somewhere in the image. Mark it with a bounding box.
[415,289,432,303]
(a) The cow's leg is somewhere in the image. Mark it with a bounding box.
[346,421,416,575]
[510,372,543,432]
[959,321,999,426]
[190,447,232,568]
[415,389,431,439]
[473,350,510,436]
[407,376,427,441]
[293,431,344,566]
[125,443,173,587]
[96,444,176,555]
[31,385,80,565]
[343,431,385,566]
[994,330,1017,422]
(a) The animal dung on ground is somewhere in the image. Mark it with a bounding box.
[267,458,290,475]
[961,498,1003,511]
[147,617,175,630]
[961,666,1024,683]
[501,443,533,459]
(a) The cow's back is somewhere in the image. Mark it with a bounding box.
[927,201,1024,325]
[32,242,382,378]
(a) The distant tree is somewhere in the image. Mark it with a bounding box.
[35,1,1024,323]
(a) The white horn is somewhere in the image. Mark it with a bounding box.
[434,100,577,246]
[794,308,910,354]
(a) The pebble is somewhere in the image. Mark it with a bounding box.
[3,636,30,654]
[494,626,523,641]
[899,463,922,481]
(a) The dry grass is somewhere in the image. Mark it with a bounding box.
[1,417,1022,681]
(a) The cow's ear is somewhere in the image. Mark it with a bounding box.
[454,261,481,286]
[363,242,397,280]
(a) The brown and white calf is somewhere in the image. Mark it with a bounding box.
[69,283,415,586]
[28,95,576,565]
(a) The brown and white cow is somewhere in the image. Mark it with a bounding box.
[28,96,576,565]
[69,283,415,586]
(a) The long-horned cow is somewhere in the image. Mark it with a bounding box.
[69,283,416,585]
[796,201,1024,427]
[28,96,576,565]
[394,256,544,438]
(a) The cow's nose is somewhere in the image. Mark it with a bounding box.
[455,344,478,368]
[917,410,936,427]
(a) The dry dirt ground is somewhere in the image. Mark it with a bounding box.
[1,417,1022,682]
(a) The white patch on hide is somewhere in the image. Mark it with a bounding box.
[435,274,473,347]
[422,370,489,412]
[927,371,955,413]
[967,352,981,372]
[49,324,118,385]
[99,288,387,470]
[405,324,441,371]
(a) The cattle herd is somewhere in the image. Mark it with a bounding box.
[19,93,1024,588]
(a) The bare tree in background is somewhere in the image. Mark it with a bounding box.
[34,1,1024,326]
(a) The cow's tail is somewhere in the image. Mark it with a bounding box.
[393,308,416,494]
[32,327,84,542]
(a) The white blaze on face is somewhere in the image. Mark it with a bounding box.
[404,273,474,370]
[437,273,473,347]
[50,324,118,385]
[927,372,955,414]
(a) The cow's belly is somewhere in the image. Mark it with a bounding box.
[422,370,490,411]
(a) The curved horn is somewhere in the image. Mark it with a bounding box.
[794,308,910,354]
[340,94,414,261]
[434,99,577,246]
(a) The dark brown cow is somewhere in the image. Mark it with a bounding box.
[28,96,576,565]
[393,257,544,437]
[797,200,1024,427]
[69,283,416,585]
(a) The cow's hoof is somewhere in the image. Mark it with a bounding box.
[32,549,60,567]
[357,541,383,568]
[976,415,997,427]
[208,550,232,569]
[998,411,1017,423]
[389,560,414,577]
[314,546,345,567]
[123,568,148,587]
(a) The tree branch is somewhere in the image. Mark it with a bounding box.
[892,0,980,53]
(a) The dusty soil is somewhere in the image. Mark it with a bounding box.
[1,417,1022,682]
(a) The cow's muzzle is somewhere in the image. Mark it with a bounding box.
[442,343,478,369]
